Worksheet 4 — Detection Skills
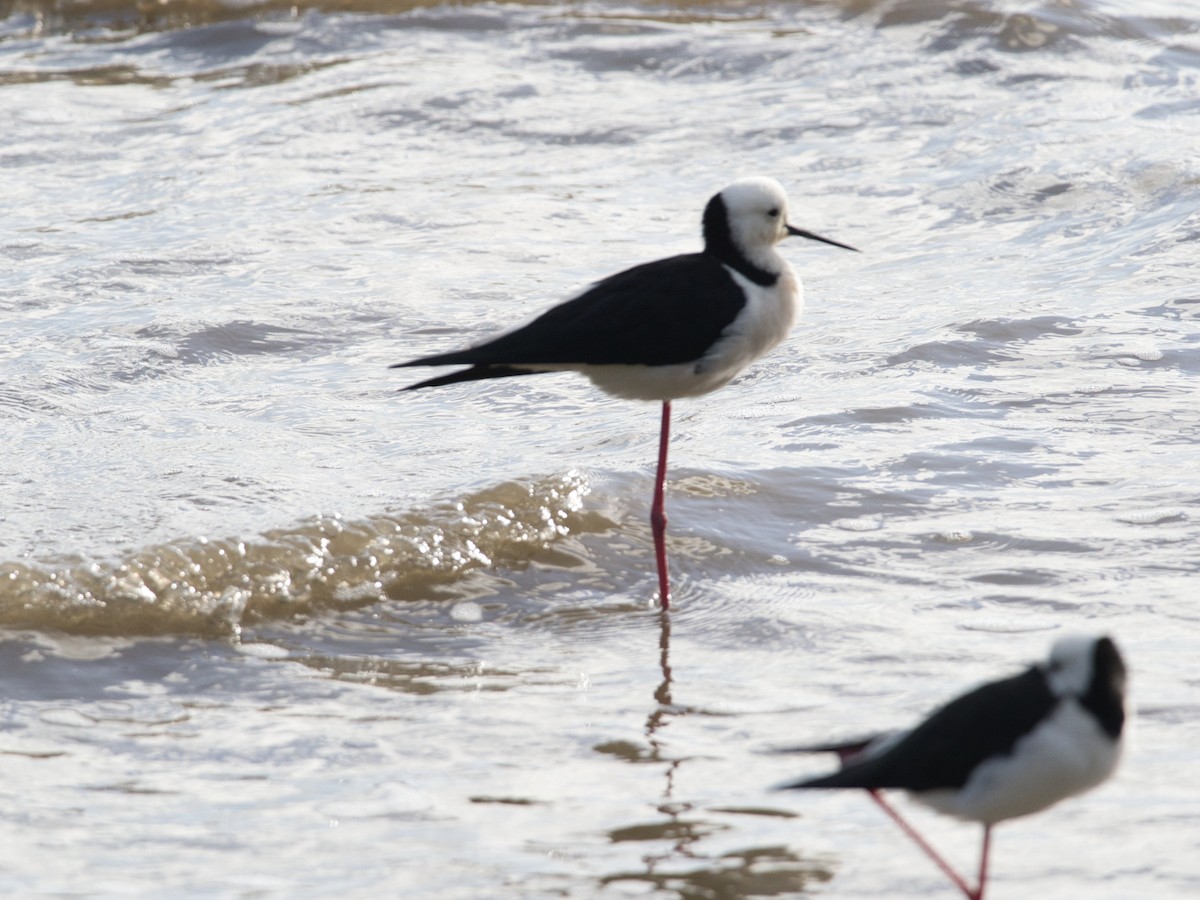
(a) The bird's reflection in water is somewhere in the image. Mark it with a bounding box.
[597,610,832,898]
[642,609,697,860]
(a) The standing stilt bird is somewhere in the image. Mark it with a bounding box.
[392,177,857,608]
[776,635,1127,899]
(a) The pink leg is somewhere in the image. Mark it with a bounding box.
[868,790,981,900]
[976,825,991,900]
[651,400,671,609]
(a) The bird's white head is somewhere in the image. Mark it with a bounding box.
[703,177,858,279]
[717,176,794,254]
[1045,634,1127,701]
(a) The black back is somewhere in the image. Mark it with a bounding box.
[783,665,1058,792]
[394,252,748,373]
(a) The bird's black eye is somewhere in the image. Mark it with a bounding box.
[767,207,780,217]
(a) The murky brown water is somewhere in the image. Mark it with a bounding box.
[2,0,1199,896]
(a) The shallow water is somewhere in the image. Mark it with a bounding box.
[2,0,1200,896]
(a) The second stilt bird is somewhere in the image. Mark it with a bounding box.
[393,176,857,608]
[777,635,1127,899]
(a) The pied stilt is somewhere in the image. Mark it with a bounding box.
[777,634,1127,899]
[393,177,857,608]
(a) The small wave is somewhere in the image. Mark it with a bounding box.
[8,0,1196,55]
[884,315,1082,369]
[0,472,613,638]
[4,0,470,36]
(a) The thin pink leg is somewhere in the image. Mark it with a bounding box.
[868,790,980,900]
[976,825,991,900]
[651,400,671,609]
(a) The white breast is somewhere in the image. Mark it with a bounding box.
[690,263,802,388]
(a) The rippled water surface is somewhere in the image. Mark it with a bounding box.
[2,0,1199,896]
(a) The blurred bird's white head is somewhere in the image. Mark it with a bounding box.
[1045,634,1126,700]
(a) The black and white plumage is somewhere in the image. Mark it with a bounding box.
[778,635,1127,900]
[393,177,857,608]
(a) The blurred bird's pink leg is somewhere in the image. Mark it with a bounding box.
[651,401,671,609]
[868,790,979,900]
[976,825,991,900]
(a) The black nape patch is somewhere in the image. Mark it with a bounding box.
[1080,637,1125,740]
[702,193,778,287]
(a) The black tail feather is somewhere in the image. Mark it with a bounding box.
[769,737,879,758]
[398,364,539,391]
[777,768,879,791]
[772,733,897,791]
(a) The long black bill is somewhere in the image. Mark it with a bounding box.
[787,224,859,252]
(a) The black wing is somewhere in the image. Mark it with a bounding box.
[780,666,1056,793]
[392,253,746,377]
